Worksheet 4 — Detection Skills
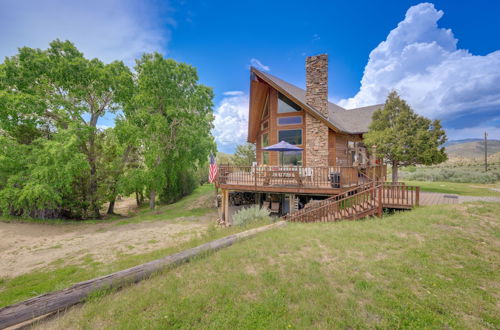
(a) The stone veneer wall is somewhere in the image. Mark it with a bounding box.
[305,54,329,167]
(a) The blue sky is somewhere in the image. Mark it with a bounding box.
[1,0,499,153]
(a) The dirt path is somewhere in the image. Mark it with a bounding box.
[0,212,216,278]
[419,192,500,205]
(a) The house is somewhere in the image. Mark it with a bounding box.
[216,54,392,224]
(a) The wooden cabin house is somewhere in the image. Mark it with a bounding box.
[216,54,390,224]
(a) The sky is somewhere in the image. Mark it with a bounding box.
[1,0,499,153]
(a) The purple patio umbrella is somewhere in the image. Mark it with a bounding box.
[263,140,303,165]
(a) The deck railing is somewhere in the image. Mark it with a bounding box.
[285,183,381,222]
[216,165,386,190]
[379,182,420,208]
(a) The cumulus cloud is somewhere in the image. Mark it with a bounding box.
[339,2,500,127]
[250,58,270,71]
[213,92,249,152]
[0,0,171,65]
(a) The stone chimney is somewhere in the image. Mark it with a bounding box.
[304,54,329,167]
[306,54,328,116]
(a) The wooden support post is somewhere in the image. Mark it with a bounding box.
[223,189,230,226]
[377,184,383,217]
[415,186,420,207]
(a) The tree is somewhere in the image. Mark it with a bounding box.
[128,53,215,209]
[364,91,447,182]
[232,143,256,166]
[0,40,133,218]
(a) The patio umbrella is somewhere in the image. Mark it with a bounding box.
[263,140,303,165]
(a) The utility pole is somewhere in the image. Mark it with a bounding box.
[484,131,488,172]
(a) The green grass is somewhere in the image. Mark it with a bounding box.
[403,180,500,196]
[0,220,271,308]
[42,202,499,329]
[0,184,216,226]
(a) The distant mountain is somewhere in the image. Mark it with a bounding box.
[445,139,500,159]
[443,139,485,147]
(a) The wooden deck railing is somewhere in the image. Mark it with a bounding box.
[379,182,420,208]
[283,182,420,223]
[217,165,386,190]
[285,183,381,223]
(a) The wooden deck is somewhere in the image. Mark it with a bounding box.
[216,165,386,195]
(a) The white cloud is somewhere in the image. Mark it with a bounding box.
[0,0,171,65]
[223,91,245,96]
[213,92,249,152]
[250,58,270,71]
[339,3,500,123]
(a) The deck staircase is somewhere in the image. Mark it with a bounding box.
[284,171,420,223]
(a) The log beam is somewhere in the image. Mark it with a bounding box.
[0,221,286,329]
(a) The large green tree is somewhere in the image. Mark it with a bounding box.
[127,53,215,209]
[364,91,447,182]
[0,40,133,218]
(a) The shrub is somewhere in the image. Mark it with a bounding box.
[233,205,271,226]
[400,167,500,184]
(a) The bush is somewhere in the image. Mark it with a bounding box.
[400,167,500,184]
[233,205,271,226]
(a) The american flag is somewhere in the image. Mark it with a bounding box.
[208,153,218,183]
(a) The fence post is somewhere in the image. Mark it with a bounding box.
[377,184,383,217]
[415,186,420,207]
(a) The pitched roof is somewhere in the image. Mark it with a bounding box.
[251,68,383,134]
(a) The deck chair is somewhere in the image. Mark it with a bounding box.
[262,201,271,211]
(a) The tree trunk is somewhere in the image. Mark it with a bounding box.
[135,191,141,207]
[107,198,116,215]
[149,190,156,210]
[391,161,399,183]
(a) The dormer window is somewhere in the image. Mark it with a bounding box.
[278,93,301,113]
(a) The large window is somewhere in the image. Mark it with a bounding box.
[278,129,302,145]
[280,151,302,165]
[278,93,301,113]
[278,116,302,126]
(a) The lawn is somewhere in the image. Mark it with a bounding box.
[403,180,500,196]
[42,202,499,329]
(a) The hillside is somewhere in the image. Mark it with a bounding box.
[445,139,500,159]
[41,202,499,329]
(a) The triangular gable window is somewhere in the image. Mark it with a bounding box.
[278,92,301,113]
[261,93,270,119]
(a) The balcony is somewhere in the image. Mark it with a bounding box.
[216,164,387,195]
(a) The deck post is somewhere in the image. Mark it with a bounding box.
[415,186,420,207]
[377,184,383,217]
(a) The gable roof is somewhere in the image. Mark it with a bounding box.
[251,68,383,134]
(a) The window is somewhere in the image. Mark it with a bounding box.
[261,121,269,130]
[278,129,302,145]
[263,151,269,165]
[261,133,269,147]
[278,116,302,126]
[261,94,270,119]
[278,93,301,113]
[280,151,302,165]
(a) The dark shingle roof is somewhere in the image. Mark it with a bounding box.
[252,68,383,134]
